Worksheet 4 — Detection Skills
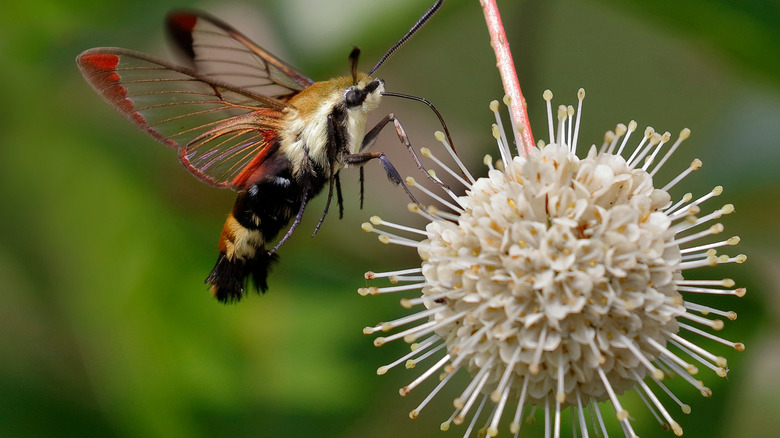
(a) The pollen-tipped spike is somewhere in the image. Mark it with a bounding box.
[491,124,501,139]
[557,105,567,120]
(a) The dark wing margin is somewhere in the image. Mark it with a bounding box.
[77,48,287,188]
[166,10,314,98]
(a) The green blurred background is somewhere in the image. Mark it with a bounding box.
[1,0,777,436]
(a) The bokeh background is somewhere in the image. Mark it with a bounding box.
[1,0,777,436]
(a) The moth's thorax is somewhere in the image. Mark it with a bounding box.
[279,74,384,175]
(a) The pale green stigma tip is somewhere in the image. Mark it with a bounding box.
[491,124,501,139]
[557,105,567,120]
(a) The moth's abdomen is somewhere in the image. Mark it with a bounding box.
[207,157,303,302]
[207,212,279,303]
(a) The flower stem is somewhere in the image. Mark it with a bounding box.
[480,0,535,152]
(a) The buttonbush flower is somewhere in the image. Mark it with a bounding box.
[360,90,745,437]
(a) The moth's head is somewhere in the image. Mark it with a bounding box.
[344,73,384,113]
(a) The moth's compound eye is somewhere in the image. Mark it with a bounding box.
[345,88,361,107]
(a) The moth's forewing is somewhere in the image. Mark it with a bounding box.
[166,10,314,99]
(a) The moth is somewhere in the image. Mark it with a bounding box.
[77,2,445,302]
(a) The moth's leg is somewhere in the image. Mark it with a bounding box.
[343,151,425,209]
[312,173,336,237]
[268,190,309,255]
[361,113,445,189]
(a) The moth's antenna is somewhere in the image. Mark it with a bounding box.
[349,47,360,85]
[368,0,443,76]
[382,91,455,154]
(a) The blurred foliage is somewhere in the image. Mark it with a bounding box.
[0,0,777,437]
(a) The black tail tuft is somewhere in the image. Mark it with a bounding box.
[206,252,279,303]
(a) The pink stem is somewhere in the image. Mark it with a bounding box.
[480,0,535,152]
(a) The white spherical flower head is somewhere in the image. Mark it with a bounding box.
[422,141,680,402]
[361,91,746,438]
